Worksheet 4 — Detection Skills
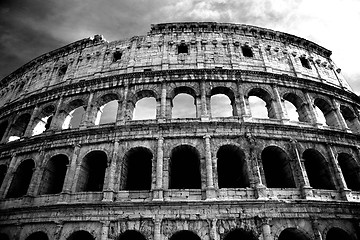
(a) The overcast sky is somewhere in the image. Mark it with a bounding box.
[0,0,359,95]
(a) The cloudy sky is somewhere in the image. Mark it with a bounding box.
[0,0,359,95]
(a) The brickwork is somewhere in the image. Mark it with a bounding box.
[0,22,359,240]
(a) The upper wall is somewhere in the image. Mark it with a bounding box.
[0,22,352,107]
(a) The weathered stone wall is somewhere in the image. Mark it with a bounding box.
[0,22,359,240]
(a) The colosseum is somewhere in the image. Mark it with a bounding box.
[0,22,359,240]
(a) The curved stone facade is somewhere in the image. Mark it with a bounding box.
[0,22,359,240]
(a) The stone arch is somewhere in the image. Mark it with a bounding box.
[32,104,56,136]
[0,120,8,142]
[0,164,7,189]
[261,146,296,188]
[67,230,95,240]
[170,86,197,118]
[247,87,277,119]
[326,227,353,240]
[283,92,311,122]
[223,228,257,240]
[8,113,31,141]
[303,149,336,190]
[169,230,201,240]
[210,86,237,117]
[278,228,311,240]
[340,105,360,133]
[169,144,201,189]
[117,230,147,240]
[6,159,35,198]
[39,154,69,195]
[25,231,49,240]
[61,98,86,129]
[337,153,360,191]
[217,144,249,188]
[76,150,107,192]
[95,93,120,125]
[120,147,153,190]
[314,98,339,127]
[132,90,157,120]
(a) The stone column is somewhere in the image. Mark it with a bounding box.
[332,99,349,130]
[50,95,64,130]
[200,80,209,120]
[204,135,216,199]
[237,79,251,120]
[310,217,323,240]
[261,218,273,240]
[210,219,219,240]
[271,84,288,120]
[327,144,351,200]
[154,217,162,240]
[0,153,17,198]
[304,92,321,126]
[27,150,46,196]
[153,137,164,200]
[24,105,40,137]
[290,139,313,199]
[62,144,81,193]
[101,221,110,240]
[80,91,95,128]
[120,85,129,122]
[115,99,123,125]
[103,141,119,202]
[245,133,266,199]
[54,221,64,240]
[160,81,167,119]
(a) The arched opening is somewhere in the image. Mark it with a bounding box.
[283,93,310,123]
[172,87,197,118]
[314,105,327,125]
[261,146,296,188]
[210,87,236,117]
[178,43,189,54]
[169,230,201,240]
[95,100,118,125]
[117,230,147,240]
[278,228,310,240]
[248,88,276,119]
[284,100,299,121]
[314,98,338,127]
[121,147,153,190]
[217,145,249,188]
[326,227,352,240]
[0,120,8,141]
[62,106,85,129]
[211,94,232,117]
[6,159,35,198]
[67,230,94,240]
[337,153,360,191]
[26,231,49,240]
[303,149,335,190]
[0,233,9,240]
[39,154,69,195]
[224,228,257,240]
[169,145,201,189]
[241,45,254,58]
[0,165,7,189]
[32,105,55,136]
[133,98,156,120]
[340,105,360,133]
[76,151,107,192]
[8,113,31,141]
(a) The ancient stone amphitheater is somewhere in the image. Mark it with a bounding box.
[0,22,359,240]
